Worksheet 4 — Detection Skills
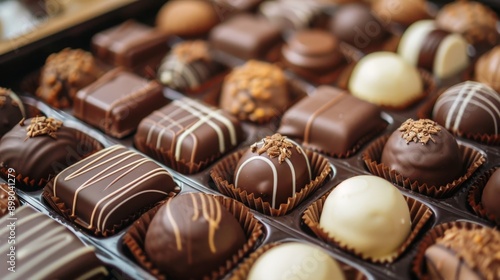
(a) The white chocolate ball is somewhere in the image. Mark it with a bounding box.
[319,175,411,260]
[247,242,346,280]
[348,52,423,108]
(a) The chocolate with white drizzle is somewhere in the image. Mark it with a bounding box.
[234,133,311,209]
[144,192,246,279]
[134,97,244,174]
[46,145,178,236]
[0,205,108,280]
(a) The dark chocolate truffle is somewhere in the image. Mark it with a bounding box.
[157,40,222,91]
[219,60,289,123]
[145,193,246,279]
[481,169,500,224]
[0,205,108,279]
[209,14,282,60]
[282,30,343,75]
[36,48,102,108]
[435,1,499,47]
[134,98,244,174]
[0,183,19,218]
[73,68,168,138]
[425,227,500,280]
[0,116,102,189]
[278,86,387,156]
[0,87,25,137]
[475,46,500,93]
[91,20,169,70]
[45,145,178,236]
[234,134,312,209]
[381,119,462,187]
[432,81,500,136]
[329,3,389,50]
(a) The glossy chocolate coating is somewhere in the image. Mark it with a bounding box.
[0,88,25,137]
[372,0,429,26]
[0,205,108,279]
[157,40,223,91]
[278,86,387,156]
[381,119,462,187]
[0,183,19,218]
[481,169,500,224]
[329,4,388,49]
[282,30,343,74]
[48,145,177,235]
[417,29,449,72]
[425,245,482,280]
[134,98,244,174]
[145,193,246,279]
[209,14,282,60]
[425,227,500,280]
[234,134,312,209]
[92,20,169,69]
[432,81,500,136]
[475,46,500,93]
[0,117,99,189]
[73,68,167,138]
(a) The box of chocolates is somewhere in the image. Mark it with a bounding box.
[0,0,499,279]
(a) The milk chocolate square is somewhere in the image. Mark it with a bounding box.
[278,86,388,156]
[92,20,169,69]
[209,14,282,60]
[73,68,168,138]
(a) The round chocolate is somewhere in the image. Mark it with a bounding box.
[372,0,429,26]
[381,119,462,187]
[36,48,102,109]
[0,117,99,188]
[481,169,500,224]
[144,193,246,279]
[219,60,290,123]
[475,46,500,93]
[329,3,389,49]
[282,29,343,74]
[234,134,311,209]
[247,242,346,280]
[0,88,25,137]
[156,0,219,37]
[397,20,470,79]
[348,52,424,108]
[435,1,498,47]
[157,40,222,91]
[425,227,500,280]
[319,175,411,260]
[432,81,500,136]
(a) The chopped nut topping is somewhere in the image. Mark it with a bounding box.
[24,116,63,140]
[399,118,441,145]
[172,40,211,63]
[437,227,500,280]
[250,133,301,164]
[0,88,12,107]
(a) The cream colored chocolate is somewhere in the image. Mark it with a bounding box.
[348,52,423,107]
[247,242,345,280]
[398,20,469,79]
[319,175,411,260]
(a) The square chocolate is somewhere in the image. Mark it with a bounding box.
[43,145,178,236]
[209,14,282,60]
[0,205,108,278]
[278,86,388,157]
[91,20,169,70]
[73,68,168,138]
[134,97,245,174]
